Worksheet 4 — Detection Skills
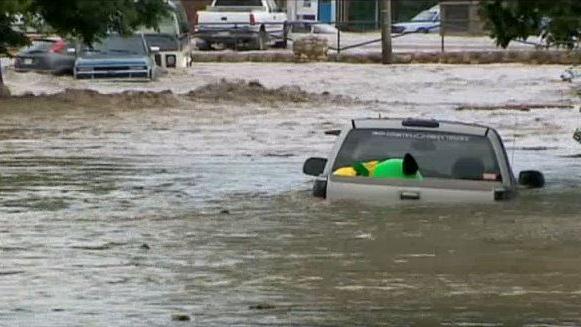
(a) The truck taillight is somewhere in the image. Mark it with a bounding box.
[193,13,199,32]
[50,40,66,53]
[249,13,256,25]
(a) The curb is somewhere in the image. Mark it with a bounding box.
[191,50,581,65]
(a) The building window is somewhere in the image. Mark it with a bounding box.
[304,0,311,8]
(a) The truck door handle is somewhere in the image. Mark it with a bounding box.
[400,191,420,200]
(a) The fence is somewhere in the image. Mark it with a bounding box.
[193,17,581,55]
[194,19,448,51]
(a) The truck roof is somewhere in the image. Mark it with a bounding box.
[351,118,491,136]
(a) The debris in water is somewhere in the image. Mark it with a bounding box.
[0,270,24,276]
[220,209,231,215]
[249,303,276,310]
[171,314,191,321]
[574,128,581,144]
[140,243,151,250]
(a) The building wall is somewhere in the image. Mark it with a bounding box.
[287,0,319,21]
[440,0,484,35]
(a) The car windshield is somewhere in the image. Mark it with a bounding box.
[143,34,178,51]
[23,40,55,53]
[138,14,179,35]
[333,129,502,181]
[84,36,146,55]
[412,10,438,22]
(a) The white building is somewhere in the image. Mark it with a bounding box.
[285,0,336,23]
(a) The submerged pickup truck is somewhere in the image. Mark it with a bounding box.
[195,0,288,50]
[303,118,545,205]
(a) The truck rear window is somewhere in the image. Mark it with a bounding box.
[333,129,502,181]
[214,0,263,6]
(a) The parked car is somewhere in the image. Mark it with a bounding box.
[14,37,76,75]
[195,0,288,50]
[392,5,440,34]
[138,0,192,68]
[74,34,158,80]
[303,118,544,204]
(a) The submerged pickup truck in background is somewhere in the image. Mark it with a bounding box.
[194,0,288,50]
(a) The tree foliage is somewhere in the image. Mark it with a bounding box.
[32,0,170,46]
[1,0,170,56]
[482,0,581,48]
[0,0,30,55]
[0,0,169,88]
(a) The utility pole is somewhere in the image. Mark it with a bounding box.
[381,0,392,64]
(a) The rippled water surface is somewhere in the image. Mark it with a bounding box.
[1,64,581,326]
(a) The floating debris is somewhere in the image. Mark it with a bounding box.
[171,314,191,321]
[249,303,276,310]
[456,104,575,111]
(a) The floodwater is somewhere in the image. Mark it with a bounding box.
[1,64,581,326]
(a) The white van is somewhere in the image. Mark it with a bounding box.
[138,1,192,68]
[392,5,440,34]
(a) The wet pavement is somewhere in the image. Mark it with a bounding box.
[1,64,581,326]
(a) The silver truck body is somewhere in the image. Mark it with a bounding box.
[305,118,530,205]
[195,0,288,50]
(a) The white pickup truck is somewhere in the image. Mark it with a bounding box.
[195,0,288,50]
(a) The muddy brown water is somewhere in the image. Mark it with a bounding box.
[2,66,581,326]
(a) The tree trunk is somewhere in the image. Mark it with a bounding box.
[381,0,392,64]
[0,63,9,98]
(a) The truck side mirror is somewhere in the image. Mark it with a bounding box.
[303,157,327,176]
[518,170,545,188]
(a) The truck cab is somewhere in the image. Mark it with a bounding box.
[138,1,192,68]
[304,118,544,205]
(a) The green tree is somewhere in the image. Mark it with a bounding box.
[0,0,170,95]
[481,0,581,48]
[0,0,29,94]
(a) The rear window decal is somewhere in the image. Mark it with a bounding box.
[371,131,471,142]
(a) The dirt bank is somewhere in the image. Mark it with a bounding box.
[0,88,180,110]
[185,79,359,105]
[0,79,360,110]
[191,50,581,65]
[0,84,10,98]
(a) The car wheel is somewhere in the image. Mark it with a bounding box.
[274,23,289,49]
[197,40,212,51]
[54,66,74,76]
[418,28,429,34]
[312,179,327,199]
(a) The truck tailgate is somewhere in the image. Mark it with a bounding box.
[198,11,253,29]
